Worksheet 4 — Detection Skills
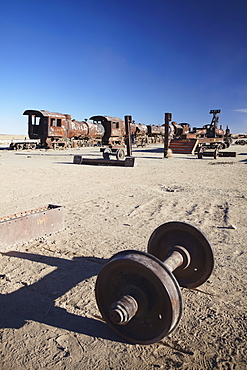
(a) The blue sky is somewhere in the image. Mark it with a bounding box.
[0,0,246,134]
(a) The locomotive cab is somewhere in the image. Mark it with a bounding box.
[24,110,67,147]
[24,110,50,145]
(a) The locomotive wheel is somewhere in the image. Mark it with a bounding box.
[218,143,225,150]
[197,147,204,159]
[16,144,24,150]
[95,250,183,344]
[103,148,112,160]
[213,149,219,159]
[147,222,214,288]
[116,148,125,161]
[66,141,73,148]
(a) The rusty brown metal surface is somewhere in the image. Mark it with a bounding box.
[73,156,135,167]
[95,250,183,344]
[24,110,104,148]
[164,113,172,157]
[90,116,126,146]
[0,205,64,252]
[169,138,199,154]
[125,115,132,157]
[147,221,214,289]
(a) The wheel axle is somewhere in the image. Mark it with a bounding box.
[95,221,214,344]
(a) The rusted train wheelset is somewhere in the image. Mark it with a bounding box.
[95,222,214,344]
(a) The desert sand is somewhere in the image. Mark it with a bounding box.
[0,142,246,369]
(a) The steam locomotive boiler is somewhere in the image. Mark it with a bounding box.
[90,115,164,147]
[23,110,104,149]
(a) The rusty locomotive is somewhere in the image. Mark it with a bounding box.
[9,109,231,152]
[90,115,165,147]
[18,110,164,149]
[22,110,104,149]
[168,110,232,154]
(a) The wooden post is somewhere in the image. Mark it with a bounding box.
[164,113,172,158]
[125,115,132,157]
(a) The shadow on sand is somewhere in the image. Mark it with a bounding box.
[0,251,123,343]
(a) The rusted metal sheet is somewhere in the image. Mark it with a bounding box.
[197,137,224,144]
[73,155,135,167]
[169,139,198,154]
[0,205,64,252]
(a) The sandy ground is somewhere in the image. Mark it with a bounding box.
[0,135,27,144]
[0,143,246,369]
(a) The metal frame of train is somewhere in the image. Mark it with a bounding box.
[19,110,165,149]
[9,109,232,151]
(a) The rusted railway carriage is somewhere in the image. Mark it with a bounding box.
[20,109,231,153]
[89,116,126,146]
[23,110,104,149]
[90,115,164,147]
[168,110,232,154]
[22,111,165,149]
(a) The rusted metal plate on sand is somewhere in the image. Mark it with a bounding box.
[0,205,64,251]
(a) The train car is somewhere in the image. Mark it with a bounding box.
[144,125,164,144]
[90,116,126,146]
[90,115,165,147]
[168,111,232,154]
[134,123,148,146]
[20,109,231,154]
[23,110,104,149]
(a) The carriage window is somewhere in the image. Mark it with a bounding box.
[30,116,41,125]
[50,118,62,127]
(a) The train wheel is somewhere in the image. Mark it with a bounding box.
[103,148,112,160]
[197,147,204,159]
[213,149,219,159]
[116,148,125,161]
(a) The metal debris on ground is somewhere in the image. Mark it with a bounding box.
[209,162,234,165]
[160,185,177,192]
[73,155,135,167]
[95,221,214,344]
[0,204,64,251]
